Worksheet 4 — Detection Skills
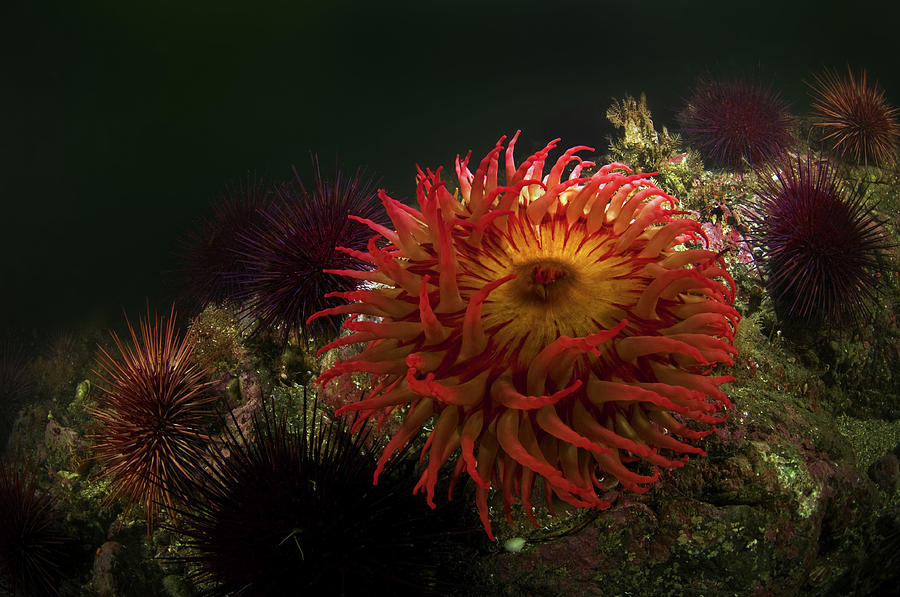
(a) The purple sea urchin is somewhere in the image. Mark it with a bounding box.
[229,160,390,344]
[809,67,899,167]
[178,174,274,315]
[679,76,794,170]
[746,153,892,325]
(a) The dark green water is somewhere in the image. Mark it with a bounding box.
[2,0,898,335]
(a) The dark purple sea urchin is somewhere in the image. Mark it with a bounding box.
[229,160,390,344]
[809,67,899,167]
[0,461,77,597]
[679,76,794,170]
[746,153,892,325]
[170,394,481,596]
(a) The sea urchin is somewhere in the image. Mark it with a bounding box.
[170,395,479,596]
[0,461,77,597]
[679,76,794,170]
[229,160,390,344]
[89,307,218,532]
[178,174,274,315]
[747,152,891,325]
[311,132,740,539]
[809,67,900,167]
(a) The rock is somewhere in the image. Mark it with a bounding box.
[92,541,123,597]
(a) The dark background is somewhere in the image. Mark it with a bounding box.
[2,0,898,338]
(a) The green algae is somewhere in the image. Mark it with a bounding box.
[605,92,703,200]
[751,439,822,519]
[190,304,247,377]
[835,415,900,474]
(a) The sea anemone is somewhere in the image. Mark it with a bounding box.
[89,307,218,532]
[746,152,892,325]
[229,159,390,344]
[809,67,899,167]
[311,132,740,539]
[678,76,794,170]
[0,461,77,597]
[178,174,274,315]
[170,394,481,596]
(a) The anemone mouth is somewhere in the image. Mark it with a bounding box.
[514,259,575,302]
[464,213,644,359]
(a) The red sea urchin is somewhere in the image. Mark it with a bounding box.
[809,67,900,167]
[311,132,740,539]
[89,307,218,532]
